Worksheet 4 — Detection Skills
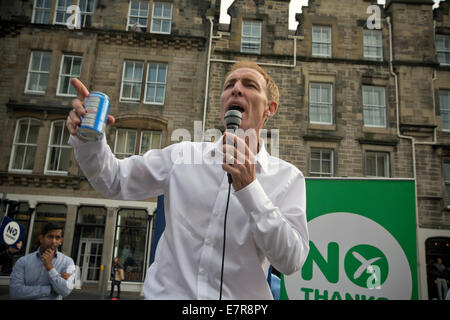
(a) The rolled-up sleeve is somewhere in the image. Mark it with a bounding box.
[47,259,75,298]
[234,171,309,275]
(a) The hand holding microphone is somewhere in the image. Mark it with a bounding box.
[222,109,257,191]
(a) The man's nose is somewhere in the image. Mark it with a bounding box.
[231,81,243,96]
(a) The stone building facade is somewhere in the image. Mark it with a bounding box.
[0,0,449,299]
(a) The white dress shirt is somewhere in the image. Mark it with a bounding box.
[69,135,309,300]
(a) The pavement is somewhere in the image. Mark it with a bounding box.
[0,284,145,300]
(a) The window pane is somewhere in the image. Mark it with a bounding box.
[157,65,167,82]
[148,65,157,82]
[72,58,82,76]
[38,73,49,92]
[24,146,36,170]
[27,73,39,91]
[58,148,71,171]
[31,52,42,71]
[116,130,127,153]
[366,153,377,176]
[28,121,40,144]
[444,162,450,180]
[122,83,132,98]
[154,3,162,17]
[156,85,165,102]
[12,146,25,170]
[127,131,137,154]
[162,20,170,33]
[151,132,161,149]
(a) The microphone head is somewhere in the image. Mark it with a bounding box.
[224,109,242,132]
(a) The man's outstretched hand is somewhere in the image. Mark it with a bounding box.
[66,78,115,136]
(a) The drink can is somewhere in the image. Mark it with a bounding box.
[77,92,111,141]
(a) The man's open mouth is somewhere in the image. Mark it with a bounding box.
[228,104,245,113]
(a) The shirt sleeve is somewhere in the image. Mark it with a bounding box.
[69,135,177,200]
[9,257,52,300]
[234,170,309,275]
[47,257,76,298]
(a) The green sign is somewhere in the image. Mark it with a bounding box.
[281,179,418,300]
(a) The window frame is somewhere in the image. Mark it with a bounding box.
[44,120,72,175]
[139,130,162,155]
[440,90,450,132]
[363,29,383,61]
[25,51,52,95]
[364,151,390,177]
[443,158,450,208]
[8,118,41,174]
[120,61,144,103]
[436,34,450,66]
[150,2,173,34]
[32,0,53,24]
[78,0,95,28]
[309,148,334,177]
[53,0,75,26]
[56,54,82,97]
[362,85,387,128]
[309,82,333,125]
[312,25,332,58]
[113,128,138,159]
[143,62,168,105]
[241,20,262,55]
[127,0,149,31]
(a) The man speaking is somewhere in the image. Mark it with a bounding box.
[66,61,309,299]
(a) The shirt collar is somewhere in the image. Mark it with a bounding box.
[203,135,270,173]
[36,248,58,259]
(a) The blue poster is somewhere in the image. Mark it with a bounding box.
[0,216,25,249]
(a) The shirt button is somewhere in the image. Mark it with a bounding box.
[199,268,205,275]
[205,239,212,246]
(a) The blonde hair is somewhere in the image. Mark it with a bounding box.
[226,61,279,105]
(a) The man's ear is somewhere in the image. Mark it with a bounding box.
[266,101,278,118]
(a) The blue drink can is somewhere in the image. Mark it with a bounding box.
[77,92,111,141]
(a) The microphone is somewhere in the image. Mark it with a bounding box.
[224,109,242,133]
[224,110,242,184]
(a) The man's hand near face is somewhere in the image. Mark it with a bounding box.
[41,249,55,271]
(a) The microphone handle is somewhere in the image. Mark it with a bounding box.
[226,127,237,184]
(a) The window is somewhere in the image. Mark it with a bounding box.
[120,61,144,102]
[440,90,450,131]
[57,54,82,96]
[151,2,172,34]
[144,63,167,104]
[127,1,149,31]
[54,0,74,25]
[241,21,262,54]
[310,83,333,124]
[363,86,386,128]
[25,51,51,94]
[32,0,53,24]
[113,208,149,282]
[9,119,40,173]
[45,120,72,174]
[310,148,334,177]
[312,26,331,58]
[139,130,162,155]
[114,129,137,159]
[79,0,95,27]
[364,29,383,61]
[436,35,450,66]
[444,159,450,206]
[365,151,389,177]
